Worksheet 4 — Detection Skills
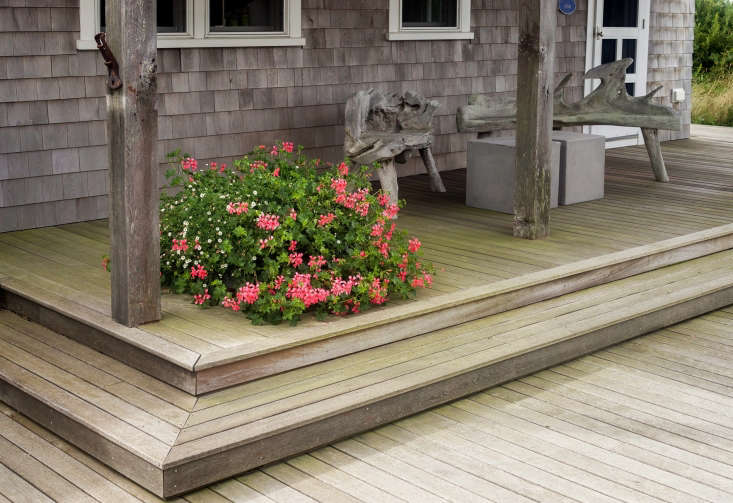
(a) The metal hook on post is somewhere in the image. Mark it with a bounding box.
[94,32,122,90]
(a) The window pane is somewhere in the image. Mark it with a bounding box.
[402,0,458,28]
[601,38,617,65]
[100,0,187,33]
[622,39,637,73]
[210,0,284,32]
[625,82,635,95]
[603,0,639,27]
[158,0,187,33]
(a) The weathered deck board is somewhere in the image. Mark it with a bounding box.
[3,305,733,502]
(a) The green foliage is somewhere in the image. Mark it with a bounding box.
[160,143,434,325]
[692,72,733,126]
[694,0,733,75]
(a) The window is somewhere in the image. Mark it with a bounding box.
[388,0,472,40]
[77,0,303,50]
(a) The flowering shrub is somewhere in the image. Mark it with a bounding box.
[160,142,433,325]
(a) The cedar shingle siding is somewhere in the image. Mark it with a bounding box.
[0,0,692,232]
[648,0,694,142]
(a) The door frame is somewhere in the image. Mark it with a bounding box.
[584,0,651,147]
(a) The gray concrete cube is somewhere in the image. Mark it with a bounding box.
[466,137,560,214]
[552,131,605,205]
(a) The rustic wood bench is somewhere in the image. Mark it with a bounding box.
[457,59,682,182]
[344,89,446,206]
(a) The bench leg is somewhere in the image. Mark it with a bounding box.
[641,128,670,182]
[376,158,399,211]
[419,148,446,193]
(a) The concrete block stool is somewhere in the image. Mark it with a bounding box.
[552,131,605,205]
[466,137,560,214]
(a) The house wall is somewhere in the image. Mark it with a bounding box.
[0,0,689,233]
[648,0,694,141]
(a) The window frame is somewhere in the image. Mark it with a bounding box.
[77,0,304,50]
[388,0,473,41]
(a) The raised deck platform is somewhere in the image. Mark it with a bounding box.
[2,132,733,394]
[0,130,732,497]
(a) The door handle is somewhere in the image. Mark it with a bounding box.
[594,25,604,39]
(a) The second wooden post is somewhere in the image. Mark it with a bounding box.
[513,0,556,239]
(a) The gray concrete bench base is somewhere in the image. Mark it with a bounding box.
[552,131,605,205]
[466,137,560,214]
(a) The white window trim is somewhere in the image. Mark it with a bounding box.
[77,0,304,50]
[388,0,473,41]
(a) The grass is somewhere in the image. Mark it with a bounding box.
[692,71,733,126]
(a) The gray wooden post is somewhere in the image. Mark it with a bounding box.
[513,0,556,239]
[106,0,161,326]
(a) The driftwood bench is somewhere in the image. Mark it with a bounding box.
[457,59,682,182]
[344,89,446,206]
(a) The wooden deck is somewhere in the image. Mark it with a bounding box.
[1,128,733,394]
[0,126,732,497]
[1,248,732,496]
[2,305,733,502]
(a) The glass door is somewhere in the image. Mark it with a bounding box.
[585,0,651,147]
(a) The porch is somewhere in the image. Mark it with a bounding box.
[0,126,732,496]
[1,128,732,390]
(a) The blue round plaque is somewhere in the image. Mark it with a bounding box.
[558,0,576,15]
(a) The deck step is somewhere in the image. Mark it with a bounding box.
[1,251,733,498]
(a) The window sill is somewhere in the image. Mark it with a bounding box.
[387,31,474,41]
[77,37,306,51]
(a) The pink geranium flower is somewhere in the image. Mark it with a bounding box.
[318,213,335,227]
[408,238,421,253]
[256,214,280,231]
[227,202,249,215]
[190,264,207,279]
[194,289,211,305]
[236,282,260,305]
[172,238,188,252]
[289,252,304,267]
[330,178,347,194]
